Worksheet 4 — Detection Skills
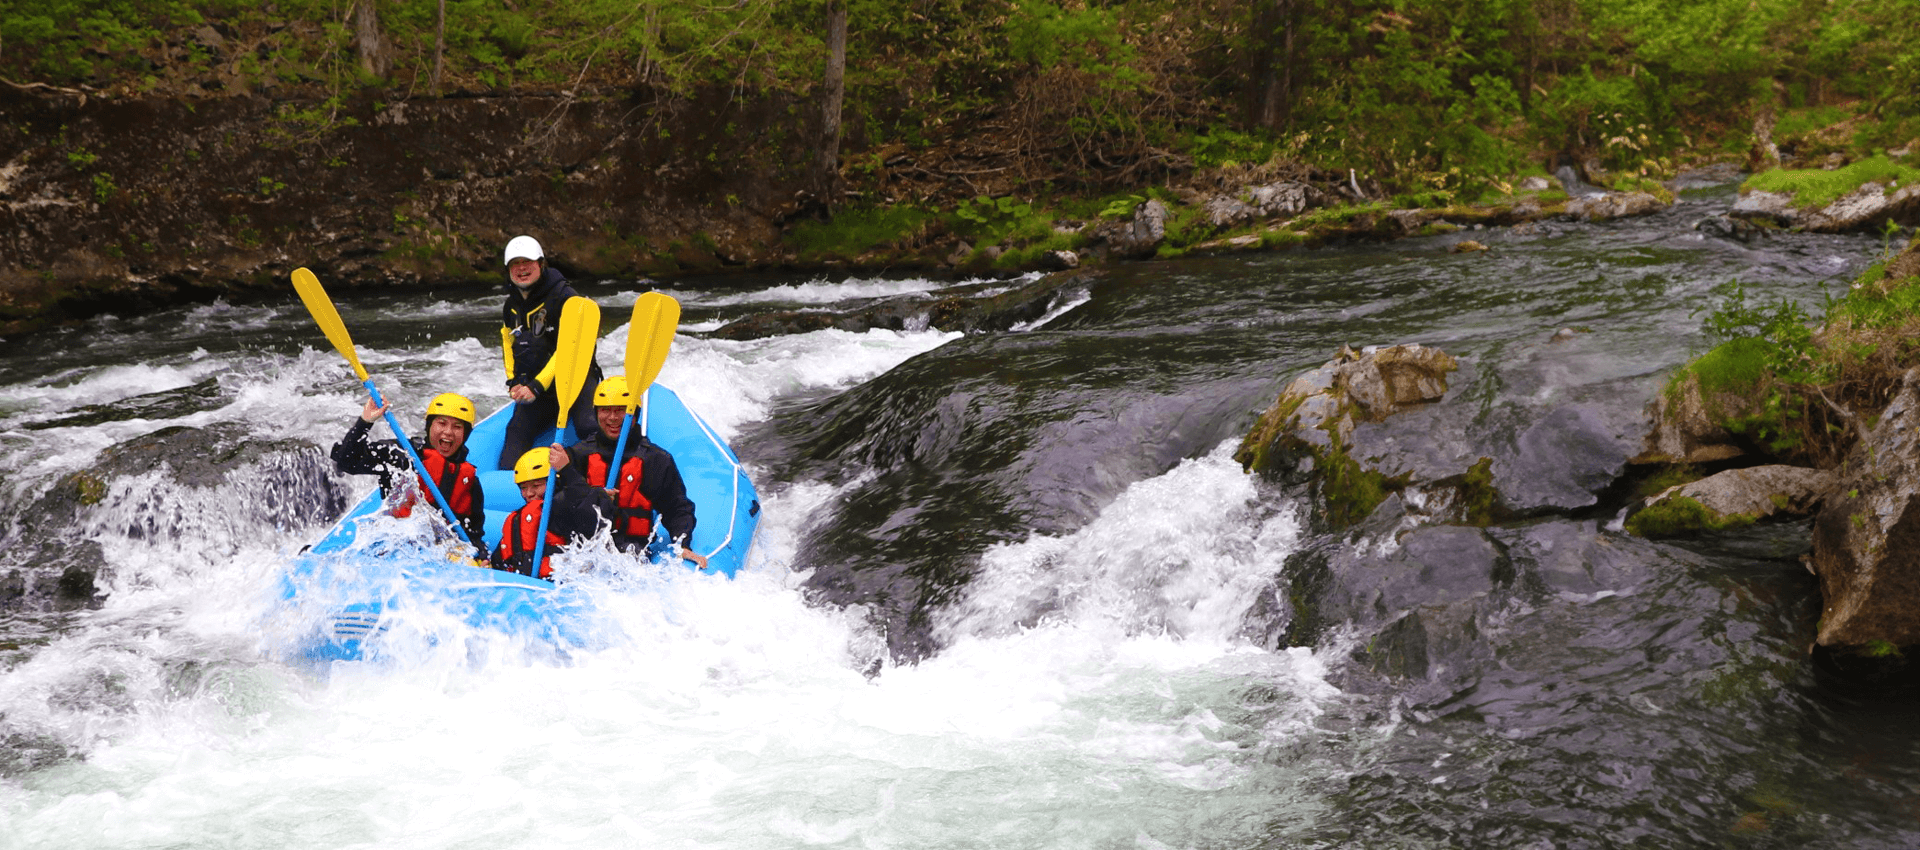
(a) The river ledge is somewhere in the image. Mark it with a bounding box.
[2,86,1912,339]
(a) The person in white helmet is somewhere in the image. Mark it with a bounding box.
[497,234,603,467]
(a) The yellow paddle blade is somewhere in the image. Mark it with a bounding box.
[623,292,681,413]
[290,267,371,381]
[552,296,601,427]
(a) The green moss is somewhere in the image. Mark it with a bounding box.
[1625,495,1757,538]
[1234,392,1308,474]
[1863,639,1903,658]
[1636,463,1704,499]
[1742,155,1920,210]
[1457,457,1497,526]
[73,472,107,506]
[1318,430,1409,529]
[1681,336,1773,398]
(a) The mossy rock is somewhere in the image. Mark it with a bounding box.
[1624,495,1758,538]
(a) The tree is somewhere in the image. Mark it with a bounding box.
[353,0,391,79]
[814,0,848,204]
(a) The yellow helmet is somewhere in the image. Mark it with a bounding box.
[425,392,475,426]
[513,449,551,484]
[593,376,633,408]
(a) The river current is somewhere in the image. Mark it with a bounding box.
[3,184,1917,848]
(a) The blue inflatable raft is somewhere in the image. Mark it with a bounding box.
[278,381,759,662]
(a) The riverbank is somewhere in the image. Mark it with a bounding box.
[3,81,1916,340]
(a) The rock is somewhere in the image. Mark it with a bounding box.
[1730,189,1797,225]
[1203,195,1256,229]
[1637,370,1750,464]
[1632,465,1835,538]
[1731,183,1920,232]
[1449,240,1488,254]
[1694,214,1763,243]
[1518,176,1554,192]
[945,241,973,266]
[1810,366,1920,647]
[1495,403,1633,513]
[1235,344,1460,526]
[1655,465,1833,519]
[1038,249,1078,271]
[1564,191,1668,221]
[1802,182,1920,232]
[1245,181,1317,217]
[1090,199,1169,259]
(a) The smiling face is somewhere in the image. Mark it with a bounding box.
[507,257,541,289]
[426,415,469,456]
[596,406,626,441]
[519,479,546,504]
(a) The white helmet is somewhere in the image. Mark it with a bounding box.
[503,235,543,266]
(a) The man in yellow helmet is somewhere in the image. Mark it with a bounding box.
[332,392,489,558]
[493,445,614,579]
[554,375,704,568]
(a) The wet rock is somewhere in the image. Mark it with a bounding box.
[1238,343,1459,475]
[1810,366,1920,648]
[1564,191,1668,221]
[1694,214,1764,242]
[1449,240,1488,254]
[1496,403,1634,513]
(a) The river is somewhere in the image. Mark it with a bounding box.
[3,184,1916,849]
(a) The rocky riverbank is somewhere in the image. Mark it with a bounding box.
[7,83,1919,340]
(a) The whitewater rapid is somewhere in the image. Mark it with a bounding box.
[0,277,1334,850]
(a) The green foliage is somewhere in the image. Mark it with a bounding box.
[1635,463,1704,499]
[1187,127,1278,169]
[785,205,936,261]
[1743,155,1920,211]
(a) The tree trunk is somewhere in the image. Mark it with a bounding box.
[432,0,446,94]
[353,0,391,80]
[814,0,848,204]
[1246,0,1297,132]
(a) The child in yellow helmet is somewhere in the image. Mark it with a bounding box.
[492,445,615,579]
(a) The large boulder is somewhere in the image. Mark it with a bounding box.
[1236,343,1459,473]
[1809,366,1920,647]
[1089,199,1169,259]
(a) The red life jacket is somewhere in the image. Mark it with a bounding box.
[392,449,478,520]
[496,503,568,579]
[583,451,654,539]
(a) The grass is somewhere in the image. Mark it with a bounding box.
[785,205,936,261]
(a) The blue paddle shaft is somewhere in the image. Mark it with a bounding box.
[365,380,473,548]
[530,463,558,577]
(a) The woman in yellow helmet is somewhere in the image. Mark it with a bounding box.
[493,444,615,579]
[332,392,489,558]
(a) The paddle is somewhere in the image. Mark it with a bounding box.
[530,295,601,576]
[291,267,473,549]
[609,292,680,480]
